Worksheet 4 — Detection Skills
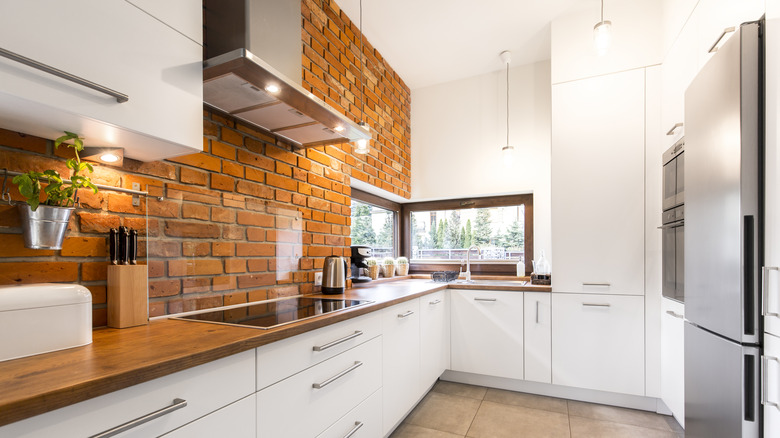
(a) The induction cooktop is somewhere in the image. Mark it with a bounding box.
[172,296,373,330]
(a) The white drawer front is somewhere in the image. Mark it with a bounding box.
[257,336,382,438]
[316,388,382,438]
[256,311,381,390]
[0,350,255,438]
[161,394,255,438]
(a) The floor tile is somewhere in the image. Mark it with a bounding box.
[569,416,680,438]
[433,381,488,400]
[567,400,673,431]
[484,388,569,414]
[466,400,571,438]
[404,392,482,435]
[391,423,464,438]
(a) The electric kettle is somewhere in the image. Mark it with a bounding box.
[322,256,347,294]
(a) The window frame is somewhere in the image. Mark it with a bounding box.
[400,194,534,276]
[350,188,402,259]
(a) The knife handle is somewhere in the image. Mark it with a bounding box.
[129,229,138,265]
[109,228,118,265]
[118,226,129,265]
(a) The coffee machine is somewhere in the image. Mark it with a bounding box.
[350,245,372,283]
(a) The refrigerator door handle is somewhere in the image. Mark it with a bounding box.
[762,355,780,408]
[763,266,780,317]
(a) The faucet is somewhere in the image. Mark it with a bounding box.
[465,245,481,282]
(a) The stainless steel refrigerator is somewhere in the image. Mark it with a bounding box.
[684,21,763,438]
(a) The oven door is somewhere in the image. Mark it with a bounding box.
[663,158,678,211]
[662,219,684,302]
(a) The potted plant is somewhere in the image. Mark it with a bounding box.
[395,256,409,276]
[380,257,395,278]
[365,258,380,280]
[13,131,98,249]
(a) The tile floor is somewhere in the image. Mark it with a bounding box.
[390,381,685,438]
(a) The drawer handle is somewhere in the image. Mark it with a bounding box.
[474,297,497,302]
[89,398,187,438]
[582,282,611,287]
[312,361,363,389]
[582,303,611,308]
[709,26,736,53]
[398,310,414,318]
[313,330,363,352]
[763,267,780,317]
[344,421,365,438]
[429,299,442,305]
[0,47,129,103]
[666,122,683,136]
[665,310,684,319]
[762,355,780,408]
[535,301,540,323]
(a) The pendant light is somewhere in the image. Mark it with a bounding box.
[354,0,370,155]
[593,0,612,56]
[500,50,514,165]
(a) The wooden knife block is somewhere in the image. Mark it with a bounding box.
[107,265,148,328]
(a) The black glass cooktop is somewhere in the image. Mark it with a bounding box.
[173,297,373,329]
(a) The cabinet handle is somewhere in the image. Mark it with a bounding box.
[398,310,414,318]
[343,421,365,438]
[582,303,611,308]
[312,361,363,389]
[709,26,736,53]
[429,299,442,305]
[582,282,611,287]
[666,122,683,136]
[763,267,780,317]
[474,297,497,302]
[0,47,129,103]
[313,331,363,352]
[665,310,684,319]
[535,301,540,324]
[89,398,187,438]
[762,355,780,408]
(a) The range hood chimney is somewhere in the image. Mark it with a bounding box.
[203,0,370,148]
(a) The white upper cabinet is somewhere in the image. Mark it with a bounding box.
[0,0,203,161]
[551,69,646,295]
[694,0,764,69]
[660,8,698,147]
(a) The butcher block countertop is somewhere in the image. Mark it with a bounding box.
[0,278,550,427]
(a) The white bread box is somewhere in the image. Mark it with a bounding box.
[0,283,92,362]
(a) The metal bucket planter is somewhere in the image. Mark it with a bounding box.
[17,204,74,250]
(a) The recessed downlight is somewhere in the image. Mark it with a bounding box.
[99,153,120,163]
[265,84,281,94]
[334,126,344,132]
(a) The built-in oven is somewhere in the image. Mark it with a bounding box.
[661,138,684,302]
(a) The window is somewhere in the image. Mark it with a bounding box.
[350,189,400,259]
[402,194,533,275]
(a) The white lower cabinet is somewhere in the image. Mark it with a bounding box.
[382,299,421,436]
[419,290,450,394]
[316,389,383,438]
[161,395,255,438]
[524,292,552,383]
[256,336,382,438]
[660,298,685,426]
[450,290,524,380]
[0,350,255,438]
[552,293,645,396]
[765,332,780,437]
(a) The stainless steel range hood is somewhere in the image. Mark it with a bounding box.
[203,49,370,148]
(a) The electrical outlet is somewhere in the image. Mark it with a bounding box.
[314,272,323,286]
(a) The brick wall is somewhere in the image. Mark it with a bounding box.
[302,0,411,198]
[0,0,410,326]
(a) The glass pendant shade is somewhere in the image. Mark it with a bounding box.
[594,20,612,55]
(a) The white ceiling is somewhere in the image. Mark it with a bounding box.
[336,0,598,90]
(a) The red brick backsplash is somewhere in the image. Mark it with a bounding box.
[0,0,410,326]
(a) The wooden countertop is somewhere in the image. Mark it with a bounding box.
[0,278,550,427]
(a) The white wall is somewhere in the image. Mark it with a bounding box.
[551,0,663,84]
[410,60,552,260]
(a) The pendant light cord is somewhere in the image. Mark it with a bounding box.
[506,59,509,146]
[600,0,604,22]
